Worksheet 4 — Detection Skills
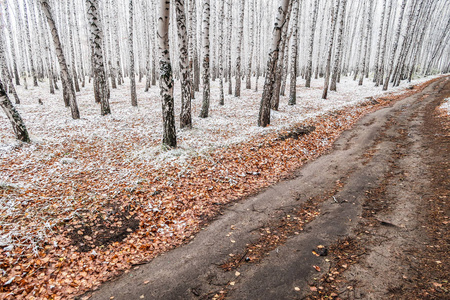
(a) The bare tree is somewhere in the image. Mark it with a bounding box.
[175,0,192,128]
[330,0,347,91]
[217,0,225,105]
[129,0,137,106]
[23,0,38,86]
[258,0,290,127]
[289,0,300,105]
[322,0,340,99]
[383,0,407,90]
[0,80,30,143]
[199,0,211,118]
[305,0,319,88]
[234,0,245,97]
[158,0,176,148]
[245,0,255,90]
[86,0,111,115]
[40,0,80,119]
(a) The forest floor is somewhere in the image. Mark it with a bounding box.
[0,75,448,299]
[85,76,449,300]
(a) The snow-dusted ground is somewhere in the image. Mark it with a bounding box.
[440,97,450,115]
[0,74,441,250]
[1,75,439,160]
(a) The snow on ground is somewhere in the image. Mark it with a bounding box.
[439,97,450,115]
[0,74,439,248]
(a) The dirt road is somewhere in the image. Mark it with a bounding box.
[84,77,449,300]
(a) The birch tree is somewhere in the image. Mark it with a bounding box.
[245,0,255,90]
[86,0,111,115]
[158,0,176,148]
[217,0,225,105]
[305,0,319,88]
[175,0,192,128]
[40,0,80,119]
[258,0,290,127]
[0,80,30,143]
[383,0,407,90]
[359,0,373,86]
[199,0,211,118]
[288,0,300,105]
[322,0,340,99]
[23,0,38,86]
[129,0,137,106]
[330,0,347,91]
[234,0,245,97]
[3,1,20,86]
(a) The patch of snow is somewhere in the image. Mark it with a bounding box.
[440,98,450,115]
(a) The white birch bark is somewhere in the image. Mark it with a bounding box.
[158,0,177,148]
[383,0,407,90]
[245,0,255,90]
[86,0,111,115]
[23,0,38,86]
[234,0,245,97]
[0,80,30,142]
[129,0,137,106]
[358,0,373,86]
[305,0,319,88]
[199,0,211,118]
[175,0,193,128]
[40,0,80,119]
[330,0,347,91]
[3,1,20,86]
[289,0,300,105]
[217,0,225,105]
[322,0,340,99]
[258,0,290,127]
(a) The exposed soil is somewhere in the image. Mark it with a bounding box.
[65,203,140,252]
[83,77,449,300]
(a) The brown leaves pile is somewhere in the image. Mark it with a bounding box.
[0,80,437,299]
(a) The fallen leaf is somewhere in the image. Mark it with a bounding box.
[144,280,150,284]
[294,287,300,291]
[235,271,240,277]
[229,281,235,286]
[310,286,317,292]
[313,265,321,272]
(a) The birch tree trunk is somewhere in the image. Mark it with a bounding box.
[175,0,192,129]
[245,0,255,90]
[86,0,111,115]
[4,1,20,86]
[0,29,20,104]
[226,0,233,95]
[376,0,393,86]
[0,80,30,143]
[330,0,347,91]
[383,0,407,90]
[258,0,290,127]
[218,0,225,105]
[271,1,292,111]
[322,0,340,99]
[289,0,300,105]
[358,0,373,86]
[158,0,177,148]
[129,0,137,106]
[67,0,80,93]
[373,0,387,83]
[305,0,319,88]
[234,0,245,97]
[39,0,80,119]
[23,0,38,87]
[199,0,211,118]
[190,0,200,92]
